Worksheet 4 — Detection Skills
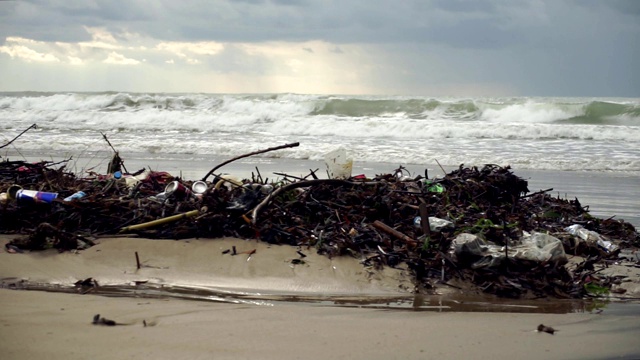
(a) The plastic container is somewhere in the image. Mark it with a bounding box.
[324,148,353,179]
[64,191,86,202]
[414,216,454,232]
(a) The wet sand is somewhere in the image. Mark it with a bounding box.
[2,288,640,360]
[2,235,640,359]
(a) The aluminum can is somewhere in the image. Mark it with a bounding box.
[191,181,208,194]
[16,189,58,204]
[165,181,192,199]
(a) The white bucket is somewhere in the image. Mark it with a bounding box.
[324,148,353,179]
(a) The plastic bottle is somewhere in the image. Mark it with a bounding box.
[64,191,86,202]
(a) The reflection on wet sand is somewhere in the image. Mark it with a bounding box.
[4,278,639,315]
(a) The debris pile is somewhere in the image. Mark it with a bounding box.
[1,136,638,300]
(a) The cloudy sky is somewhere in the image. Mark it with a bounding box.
[0,0,638,97]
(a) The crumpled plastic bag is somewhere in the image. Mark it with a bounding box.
[565,224,619,254]
[450,232,567,269]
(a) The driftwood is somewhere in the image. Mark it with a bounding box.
[100,132,128,174]
[201,142,300,181]
[120,210,200,233]
[371,220,417,246]
[0,124,37,150]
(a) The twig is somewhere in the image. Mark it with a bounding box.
[119,210,200,232]
[435,159,447,175]
[0,124,37,150]
[273,172,306,181]
[201,142,300,181]
[520,188,553,199]
[100,131,119,154]
[419,203,431,238]
[371,220,417,246]
[100,132,129,173]
[307,168,319,180]
[255,166,263,183]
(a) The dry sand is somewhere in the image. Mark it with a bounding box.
[1,235,640,359]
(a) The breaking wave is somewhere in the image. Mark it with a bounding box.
[1,92,639,171]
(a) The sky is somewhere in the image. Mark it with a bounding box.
[0,0,638,97]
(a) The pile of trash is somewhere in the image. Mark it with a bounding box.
[1,141,639,300]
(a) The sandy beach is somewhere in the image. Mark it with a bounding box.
[2,234,640,359]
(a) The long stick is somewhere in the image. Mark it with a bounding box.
[100,131,119,154]
[0,124,37,150]
[434,159,447,175]
[100,132,128,174]
[419,203,431,238]
[120,210,200,232]
[201,142,300,181]
[371,220,417,246]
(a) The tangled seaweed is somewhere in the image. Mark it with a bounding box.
[1,156,638,300]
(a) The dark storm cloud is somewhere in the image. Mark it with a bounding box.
[582,0,640,17]
[432,0,496,14]
[0,0,638,96]
[0,0,523,44]
[0,0,615,47]
[0,0,170,43]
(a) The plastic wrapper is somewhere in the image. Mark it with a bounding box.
[414,216,455,232]
[450,232,567,269]
[565,224,619,253]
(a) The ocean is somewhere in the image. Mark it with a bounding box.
[1,92,639,225]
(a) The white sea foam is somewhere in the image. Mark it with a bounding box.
[1,92,638,172]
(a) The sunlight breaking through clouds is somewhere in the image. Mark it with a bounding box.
[0,37,60,62]
[0,0,637,95]
[103,51,141,65]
